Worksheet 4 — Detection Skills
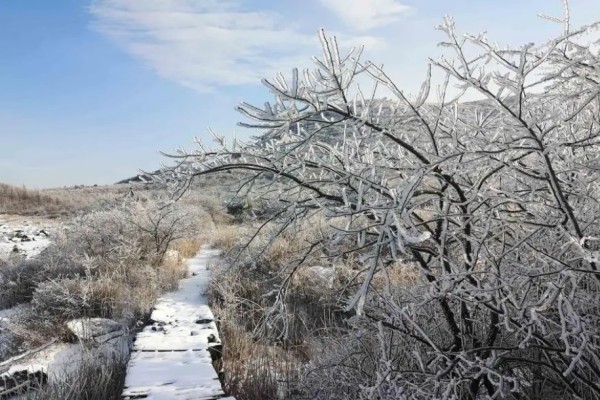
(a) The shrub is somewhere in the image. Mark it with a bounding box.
[0,259,45,308]
[30,277,129,324]
[0,245,86,309]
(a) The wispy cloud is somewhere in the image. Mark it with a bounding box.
[89,0,313,91]
[319,0,411,31]
[89,0,383,92]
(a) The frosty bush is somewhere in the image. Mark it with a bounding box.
[165,4,600,399]
[70,197,196,267]
[0,245,87,308]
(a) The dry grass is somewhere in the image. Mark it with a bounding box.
[157,251,189,292]
[371,261,421,291]
[26,350,128,400]
[208,223,245,252]
[0,182,152,218]
[211,211,236,226]
[215,313,302,400]
[204,211,421,399]
[171,238,203,259]
[0,183,68,217]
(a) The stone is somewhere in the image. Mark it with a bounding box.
[66,318,124,343]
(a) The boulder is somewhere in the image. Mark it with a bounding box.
[66,318,124,344]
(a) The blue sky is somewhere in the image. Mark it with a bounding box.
[1,0,599,188]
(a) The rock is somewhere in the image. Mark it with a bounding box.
[66,318,124,343]
[11,246,18,253]
[0,367,48,397]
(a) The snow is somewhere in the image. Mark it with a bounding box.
[0,340,79,381]
[0,215,54,260]
[5,362,47,375]
[122,248,234,400]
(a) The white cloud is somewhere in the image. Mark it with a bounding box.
[319,0,410,31]
[89,0,383,92]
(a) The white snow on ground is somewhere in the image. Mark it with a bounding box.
[122,248,234,400]
[0,337,80,396]
[0,216,55,365]
[1,325,129,388]
[0,339,74,380]
[0,215,54,260]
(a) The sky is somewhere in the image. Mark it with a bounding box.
[1,0,600,188]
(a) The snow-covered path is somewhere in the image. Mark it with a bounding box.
[121,248,233,400]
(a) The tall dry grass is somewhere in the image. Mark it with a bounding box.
[202,213,361,399]
[215,312,303,400]
[0,183,67,217]
[26,350,128,400]
[0,182,151,218]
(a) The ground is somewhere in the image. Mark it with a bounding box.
[0,215,56,260]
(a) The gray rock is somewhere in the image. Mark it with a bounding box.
[66,318,124,343]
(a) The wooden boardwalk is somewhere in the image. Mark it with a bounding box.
[122,248,233,400]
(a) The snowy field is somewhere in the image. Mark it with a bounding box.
[0,215,55,260]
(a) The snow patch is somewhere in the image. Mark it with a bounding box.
[0,216,54,260]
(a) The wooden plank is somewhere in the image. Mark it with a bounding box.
[122,249,233,400]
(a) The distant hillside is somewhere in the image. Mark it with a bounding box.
[116,171,158,185]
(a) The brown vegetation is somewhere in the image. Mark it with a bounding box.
[0,183,67,217]
[0,182,147,218]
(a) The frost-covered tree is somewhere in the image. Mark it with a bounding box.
[163,3,600,399]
